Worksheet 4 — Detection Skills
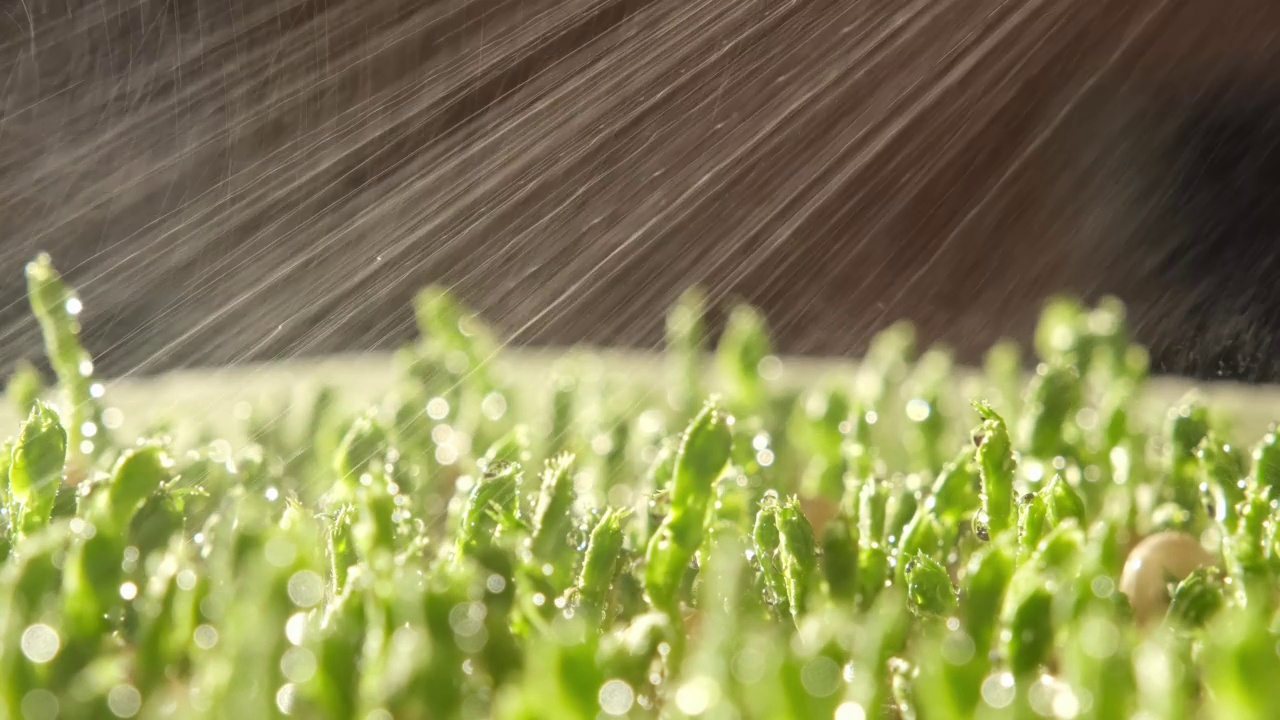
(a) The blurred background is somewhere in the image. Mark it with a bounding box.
[3,0,1280,381]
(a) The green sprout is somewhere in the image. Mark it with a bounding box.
[0,257,1275,718]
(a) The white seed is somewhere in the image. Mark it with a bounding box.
[1118,531,1215,625]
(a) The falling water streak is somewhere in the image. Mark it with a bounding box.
[2,0,1280,398]
[881,0,1178,320]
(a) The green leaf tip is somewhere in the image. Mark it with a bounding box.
[7,400,68,536]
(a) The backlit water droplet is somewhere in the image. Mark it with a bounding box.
[107,685,142,718]
[21,624,60,663]
[285,613,308,646]
[177,569,198,591]
[21,689,59,720]
[427,398,450,420]
[835,702,867,720]
[275,684,296,715]
[674,676,721,715]
[981,672,1016,709]
[906,398,931,422]
[481,393,508,420]
[598,679,636,716]
[287,570,324,607]
[193,625,219,650]
[281,646,317,683]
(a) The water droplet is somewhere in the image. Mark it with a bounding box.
[1090,575,1115,599]
[287,570,325,607]
[905,399,931,422]
[974,521,991,543]
[800,656,840,697]
[449,602,485,637]
[481,393,508,421]
[835,702,867,720]
[1029,674,1077,719]
[275,684,296,715]
[285,613,308,646]
[264,537,297,568]
[1079,616,1119,659]
[607,485,634,508]
[90,383,105,399]
[757,355,783,380]
[20,624,60,663]
[107,684,142,718]
[65,298,83,316]
[281,646,317,683]
[426,397,450,420]
[119,582,138,601]
[1052,690,1082,719]
[486,574,507,594]
[21,689,59,720]
[599,679,636,716]
[674,676,720,715]
[435,445,458,466]
[981,672,1016,709]
[193,625,219,650]
[591,433,614,456]
[81,421,98,438]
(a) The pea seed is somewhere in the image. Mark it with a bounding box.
[1118,531,1216,625]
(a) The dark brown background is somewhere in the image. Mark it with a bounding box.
[4,0,1280,381]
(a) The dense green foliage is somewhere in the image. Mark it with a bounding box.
[2,256,1279,719]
